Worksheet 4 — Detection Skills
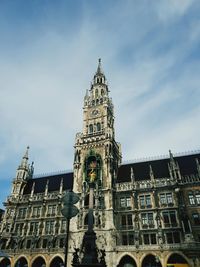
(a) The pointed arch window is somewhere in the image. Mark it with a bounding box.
[97,122,101,132]
[89,124,93,134]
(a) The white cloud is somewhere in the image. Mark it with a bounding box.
[0,0,199,186]
[156,0,195,22]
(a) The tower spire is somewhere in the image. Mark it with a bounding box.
[96,58,103,74]
[93,58,106,85]
[19,146,29,169]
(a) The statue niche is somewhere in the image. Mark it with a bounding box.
[84,152,102,186]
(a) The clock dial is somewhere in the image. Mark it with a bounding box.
[91,109,99,117]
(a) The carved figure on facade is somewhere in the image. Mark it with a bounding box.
[72,247,80,264]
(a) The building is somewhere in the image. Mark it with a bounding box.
[0,60,200,267]
[0,210,4,223]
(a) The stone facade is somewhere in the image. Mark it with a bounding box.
[0,60,200,267]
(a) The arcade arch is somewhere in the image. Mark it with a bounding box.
[49,256,64,267]
[0,258,11,267]
[14,257,28,267]
[117,255,137,267]
[141,254,162,267]
[167,253,189,266]
[32,256,46,267]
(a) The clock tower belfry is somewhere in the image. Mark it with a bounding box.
[71,59,121,241]
[73,59,121,192]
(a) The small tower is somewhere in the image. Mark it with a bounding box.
[11,146,34,198]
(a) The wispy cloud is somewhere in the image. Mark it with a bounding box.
[0,0,200,207]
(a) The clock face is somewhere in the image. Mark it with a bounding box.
[91,109,99,117]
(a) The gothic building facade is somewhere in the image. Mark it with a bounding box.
[0,60,200,267]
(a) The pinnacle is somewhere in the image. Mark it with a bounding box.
[96,58,103,74]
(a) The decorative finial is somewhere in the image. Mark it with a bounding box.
[97,58,103,74]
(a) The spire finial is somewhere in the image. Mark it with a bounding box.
[96,58,103,74]
[19,146,29,169]
[24,146,29,158]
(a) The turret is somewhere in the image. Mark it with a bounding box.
[11,146,33,197]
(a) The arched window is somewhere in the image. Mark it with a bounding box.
[101,89,104,96]
[95,89,98,97]
[89,124,93,134]
[97,122,101,132]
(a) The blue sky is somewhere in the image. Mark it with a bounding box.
[0,0,200,208]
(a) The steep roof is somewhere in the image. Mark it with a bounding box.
[117,152,200,183]
[22,151,200,193]
[23,172,73,195]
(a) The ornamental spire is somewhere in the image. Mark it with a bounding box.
[19,146,29,169]
[93,58,106,85]
[96,58,103,74]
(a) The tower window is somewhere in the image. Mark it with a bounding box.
[89,124,93,134]
[97,122,101,132]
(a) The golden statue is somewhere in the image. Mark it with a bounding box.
[88,161,97,182]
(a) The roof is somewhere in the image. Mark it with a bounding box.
[117,152,200,183]
[22,151,200,193]
[23,172,73,195]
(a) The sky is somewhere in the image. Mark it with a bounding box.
[0,0,200,208]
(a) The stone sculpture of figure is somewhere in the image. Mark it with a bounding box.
[100,249,106,265]
[72,248,80,264]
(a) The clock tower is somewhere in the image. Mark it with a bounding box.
[70,60,121,261]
